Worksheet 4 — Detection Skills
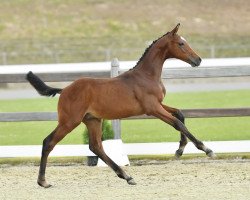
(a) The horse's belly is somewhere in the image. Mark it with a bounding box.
[89,98,143,119]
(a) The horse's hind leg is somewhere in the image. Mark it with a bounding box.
[162,105,187,158]
[83,117,136,185]
[38,122,79,188]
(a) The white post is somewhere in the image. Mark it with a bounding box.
[98,58,129,167]
[111,57,119,77]
[111,58,121,139]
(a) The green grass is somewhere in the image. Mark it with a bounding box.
[0,89,250,145]
[121,118,250,143]
[0,97,58,112]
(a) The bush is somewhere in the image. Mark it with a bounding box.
[83,120,114,144]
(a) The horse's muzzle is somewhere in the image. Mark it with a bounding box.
[190,57,202,67]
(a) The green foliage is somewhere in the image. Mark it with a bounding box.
[82,120,114,144]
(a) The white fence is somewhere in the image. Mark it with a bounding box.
[0,57,250,158]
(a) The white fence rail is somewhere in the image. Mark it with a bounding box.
[1,57,250,83]
[1,141,250,158]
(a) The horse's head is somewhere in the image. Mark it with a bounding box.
[166,23,201,67]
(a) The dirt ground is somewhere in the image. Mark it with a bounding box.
[0,159,250,200]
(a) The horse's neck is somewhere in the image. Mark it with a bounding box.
[135,42,167,81]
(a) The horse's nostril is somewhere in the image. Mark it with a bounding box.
[197,57,202,65]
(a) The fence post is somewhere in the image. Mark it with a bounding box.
[111,58,121,139]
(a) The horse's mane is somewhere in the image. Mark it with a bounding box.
[133,32,170,68]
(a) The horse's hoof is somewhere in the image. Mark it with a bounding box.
[37,180,52,188]
[127,177,136,185]
[206,150,216,158]
[175,149,183,159]
[175,154,181,160]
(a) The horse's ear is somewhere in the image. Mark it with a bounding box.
[170,23,180,35]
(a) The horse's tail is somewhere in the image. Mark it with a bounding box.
[26,71,62,97]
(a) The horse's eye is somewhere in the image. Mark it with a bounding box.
[179,42,184,46]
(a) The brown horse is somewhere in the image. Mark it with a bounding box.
[27,24,215,188]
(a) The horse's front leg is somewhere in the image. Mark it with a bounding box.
[83,117,136,185]
[161,104,188,158]
[152,104,216,158]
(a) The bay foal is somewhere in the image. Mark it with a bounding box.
[27,24,215,188]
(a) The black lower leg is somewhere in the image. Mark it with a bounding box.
[174,121,215,158]
[37,131,55,188]
[95,150,136,185]
[184,130,215,157]
[175,133,188,158]
[173,110,188,158]
[113,164,136,185]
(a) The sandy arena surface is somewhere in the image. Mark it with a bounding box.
[0,159,250,200]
